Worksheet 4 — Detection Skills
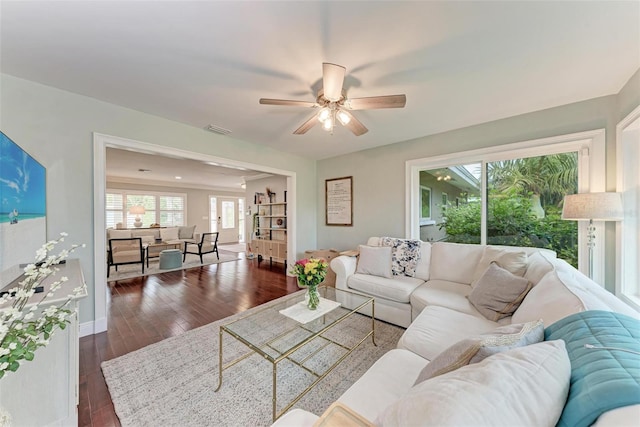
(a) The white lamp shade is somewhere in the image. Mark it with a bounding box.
[129,205,146,215]
[562,192,623,221]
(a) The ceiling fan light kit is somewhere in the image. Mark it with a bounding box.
[259,62,406,137]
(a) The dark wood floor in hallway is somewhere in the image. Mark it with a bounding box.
[79,254,298,426]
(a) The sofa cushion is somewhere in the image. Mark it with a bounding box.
[131,229,159,239]
[468,263,532,321]
[337,348,428,422]
[414,319,544,384]
[355,245,392,278]
[380,237,422,277]
[471,246,528,287]
[524,250,556,285]
[377,340,570,427]
[413,241,432,281]
[430,242,484,284]
[410,279,478,316]
[178,225,196,239]
[109,229,132,239]
[545,311,640,427]
[553,259,639,318]
[347,274,424,303]
[160,227,179,242]
[397,306,499,361]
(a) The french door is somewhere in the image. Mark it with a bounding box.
[209,196,243,244]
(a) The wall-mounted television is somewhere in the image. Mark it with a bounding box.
[0,131,46,281]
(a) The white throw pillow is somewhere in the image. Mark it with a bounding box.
[160,227,180,242]
[178,225,196,239]
[377,340,571,427]
[356,245,392,278]
[472,246,528,287]
[524,251,556,285]
[109,229,132,239]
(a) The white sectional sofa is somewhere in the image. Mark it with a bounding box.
[107,225,199,247]
[272,238,640,427]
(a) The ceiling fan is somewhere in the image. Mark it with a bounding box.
[259,63,406,136]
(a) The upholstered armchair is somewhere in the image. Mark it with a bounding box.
[108,237,145,278]
[183,232,219,263]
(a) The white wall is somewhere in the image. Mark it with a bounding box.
[317,91,638,292]
[1,74,317,324]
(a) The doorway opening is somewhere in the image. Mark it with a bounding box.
[93,133,297,335]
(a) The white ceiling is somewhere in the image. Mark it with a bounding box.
[1,1,639,163]
[106,148,268,191]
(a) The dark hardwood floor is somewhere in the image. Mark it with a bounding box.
[78,252,298,426]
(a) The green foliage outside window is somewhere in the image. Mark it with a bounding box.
[439,193,578,267]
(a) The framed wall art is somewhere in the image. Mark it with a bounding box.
[325,176,352,226]
[0,131,46,276]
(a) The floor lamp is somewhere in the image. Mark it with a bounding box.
[561,192,623,279]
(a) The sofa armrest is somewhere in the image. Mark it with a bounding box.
[331,256,358,291]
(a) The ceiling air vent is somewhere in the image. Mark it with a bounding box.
[205,124,232,135]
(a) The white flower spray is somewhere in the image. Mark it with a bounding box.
[0,233,86,379]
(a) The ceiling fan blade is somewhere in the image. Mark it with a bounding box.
[259,98,316,107]
[346,94,406,110]
[293,114,319,135]
[340,110,368,136]
[322,63,346,102]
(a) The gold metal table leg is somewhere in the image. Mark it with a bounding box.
[372,299,377,346]
[214,326,223,392]
[272,362,277,422]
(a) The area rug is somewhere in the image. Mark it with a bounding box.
[217,242,247,253]
[107,252,240,281]
[101,294,405,426]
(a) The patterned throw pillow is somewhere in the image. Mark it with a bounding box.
[380,237,422,277]
[413,319,544,385]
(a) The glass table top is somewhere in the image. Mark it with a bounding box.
[221,286,373,362]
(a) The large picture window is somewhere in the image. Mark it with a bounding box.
[407,130,606,282]
[106,189,186,228]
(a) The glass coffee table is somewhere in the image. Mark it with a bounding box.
[214,286,375,421]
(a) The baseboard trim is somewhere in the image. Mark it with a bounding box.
[79,317,107,337]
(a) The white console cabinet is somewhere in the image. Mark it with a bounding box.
[0,259,87,426]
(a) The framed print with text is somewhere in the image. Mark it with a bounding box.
[325,176,353,226]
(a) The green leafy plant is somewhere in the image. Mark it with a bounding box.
[0,233,86,379]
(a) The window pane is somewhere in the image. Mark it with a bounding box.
[106,193,124,228]
[420,164,481,243]
[106,193,123,209]
[160,196,184,210]
[222,201,235,229]
[106,211,123,229]
[486,152,578,267]
[159,195,185,226]
[210,197,217,232]
[126,195,155,228]
[238,198,245,243]
[618,120,639,298]
[160,212,184,227]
